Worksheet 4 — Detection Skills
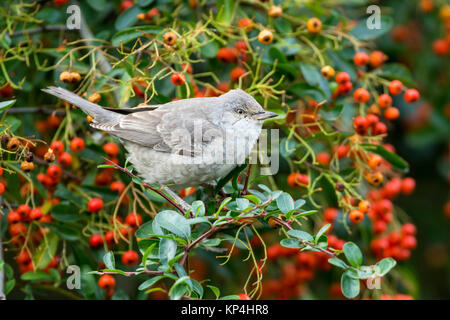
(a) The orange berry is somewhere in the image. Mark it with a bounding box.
[368,154,383,169]
[58,152,72,167]
[258,30,274,44]
[307,17,322,33]
[268,5,282,18]
[163,31,177,45]
[353,88,370,103]
[378,94,392,108]
[349,209,364,224]
[353,52,369,66]
[358,200,371,213]
[238,18,253,30]
[384,107,400,120]
[320,65,335,79]
[388,80,403,96]
[50,140,64,156]
[369,50,387,68]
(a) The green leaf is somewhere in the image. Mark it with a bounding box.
[379,63,415,87]
[115,6,142,30]
[138,0,154,6]
[320,104,344,121]
[0,99,15,113]
[139,276,164,291]
[5,279,15,295]
[280,238,302,249]
[350,15,393,40]
[155,210,191,240]
[287,229,314,242]
[87,0,107,11]
[111,25,162,46]
[375,257,397,276]
[315,224,331,243]
[135,221,154,238]
[276,192,294,214]
[343,242,363,268]
[159,238,177,267]
[21,271,53,282]
[103,252,115,270]
[33,232,58,270]
[300,64,322,87]
[274,18,292,34]
[51,202,81,222]
[361,144,409,173]
[287,83,326,101]
[207,285,220,299]
[341,270,360,299]
[328,258,349,269]
[216,0,237,26]
[191,201,205,217]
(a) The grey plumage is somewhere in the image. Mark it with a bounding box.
[42,86,277,189]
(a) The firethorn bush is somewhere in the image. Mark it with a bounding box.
[0,0,447,300]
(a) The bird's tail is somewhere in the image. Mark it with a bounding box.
[41,86,121,123]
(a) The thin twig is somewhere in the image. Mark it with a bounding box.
[104,158,187,215]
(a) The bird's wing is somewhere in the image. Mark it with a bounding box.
[97,99,224,156]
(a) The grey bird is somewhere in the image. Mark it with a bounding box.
[42,86,277,190]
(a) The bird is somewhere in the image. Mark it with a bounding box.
[42,86,277,190]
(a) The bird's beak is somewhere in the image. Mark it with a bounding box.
[252,111,278,120]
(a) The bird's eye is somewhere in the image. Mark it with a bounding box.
[237,109,244,115]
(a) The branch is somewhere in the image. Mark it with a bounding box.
[104,158,188,215]
[241,163,252,195]
[0,196,5,300]
[9,25,69,37]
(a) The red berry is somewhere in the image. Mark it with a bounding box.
[324,208,338,223]
[317,152,330,166]
[353,52,369,66]
[58,152,73,167]
[47,164,62,180]
[50,140,64,156]
[401,177,416,195]
[372,122,387,135]
[378,94,392,108]
[125,213,143,227]
[0,182,4,195]
[17,204,31,221]
[88,198,104,213]
[110,181,126,194]
[30,207,43,220]
[404,89,420,103]
[353,115,369,134]
[170,72,186,86]
[98,274,116,290]
[90,234,103,248]
[388,80,403,96]
[366,114,379,126]
[105,231,117,244]
[230,67,246,82]
[103,142,119,157]
[16,250,31,264]
[121,250,139,266]
[216,47,238,63]
[401,235,417,250]
[337,81,353,94]
[8,211,21,224]
[402,223,417,236]
[336,72,351,84]
[237,293,251,300]
[70,137,85,152]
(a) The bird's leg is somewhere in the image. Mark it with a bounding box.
[162,186,192,216]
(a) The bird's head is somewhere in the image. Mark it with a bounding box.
[220,89,278,127]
